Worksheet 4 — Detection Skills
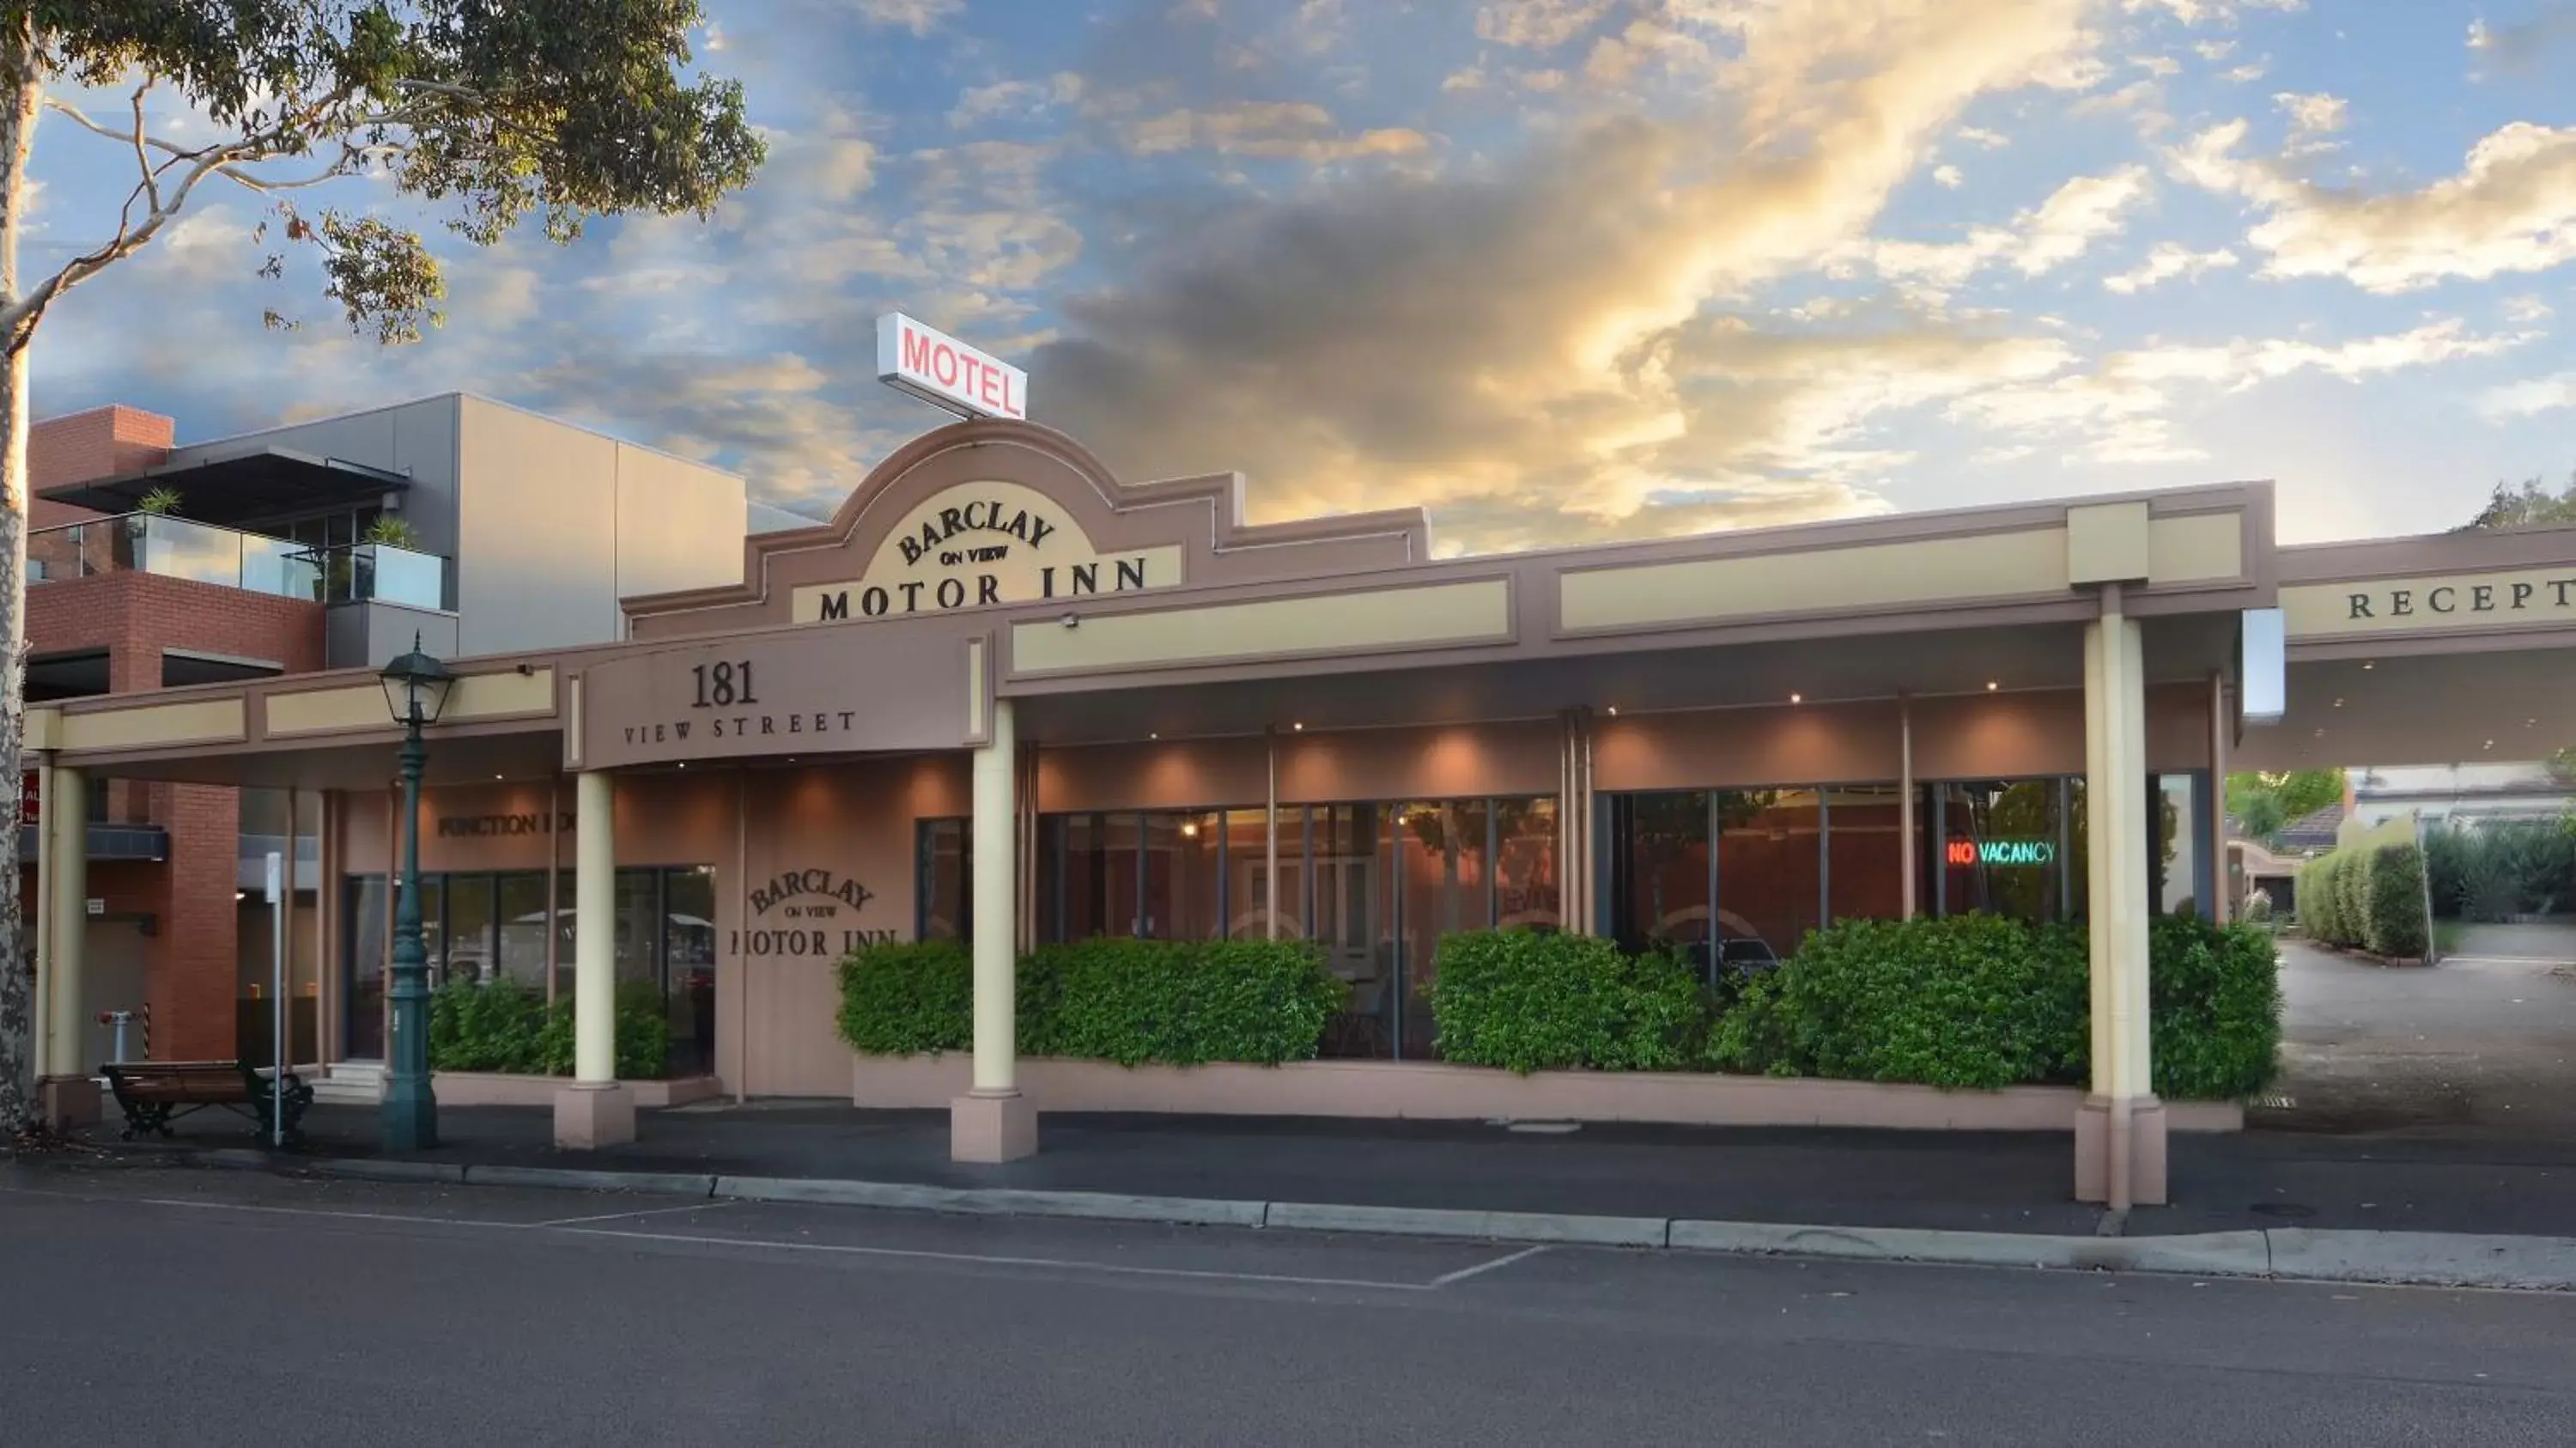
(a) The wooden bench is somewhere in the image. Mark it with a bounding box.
[101,1060,313,1148]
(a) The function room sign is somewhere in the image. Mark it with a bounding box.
[579,630,973,769]
[790,480,1182,624]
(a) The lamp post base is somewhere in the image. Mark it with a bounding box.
[949,1091,1038,1163]
[381,1077,440,1153]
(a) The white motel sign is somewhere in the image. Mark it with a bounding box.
[875,313,1029,421]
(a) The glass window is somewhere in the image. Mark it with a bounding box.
[1935,780,2066,923]
[614,868,661,985]
[1718,788,1821,960]
[344,877,388,1060]
[1149,810,1223,940]
[446,875,499,986]
[1826,785,1908,924]
[1308,803,1394,1061]
[2155,773,2202,917]
[495,873,553,991]
[918,818,969,940]
[1394,799,1494,1058]
[1223,808,1273,938]
[1494,797,1561,930]
[1616,792,1711,959]
[665,867,719,1077]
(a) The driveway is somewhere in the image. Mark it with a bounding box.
[2253,928,2576,1141]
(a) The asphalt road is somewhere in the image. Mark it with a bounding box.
[5,1165,2573,1446]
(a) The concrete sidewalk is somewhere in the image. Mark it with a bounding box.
[62,1098,2576,1287]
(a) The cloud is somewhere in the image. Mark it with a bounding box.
[2221,61,2269,82]
[1851,166,2151,300]
[1475,0,1615,50]
[1954,125,2010,149]
[2477,371,2576,420]
[2272,90,2347,137]
[1933,164,1964,188]
[2123,0,2306,23]
[2102,241,2239,293]
[2468,9,2576,73]
[855,0,962,35]
[950,73,1084,130]
[1115,100,1434,161]
[1034,0,2103,551]
[1953,319,2531,461]
[2173,118,2576,292]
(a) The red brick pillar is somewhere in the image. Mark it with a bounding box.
[151,784,242,1062]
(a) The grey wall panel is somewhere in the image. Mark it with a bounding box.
[327,599,459,670]
[749,500,819,535]
[455,398,620,654]
[612,443,749,605]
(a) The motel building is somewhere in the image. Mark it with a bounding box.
[26,347,2576,1207]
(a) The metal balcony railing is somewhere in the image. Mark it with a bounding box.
[29,514,447,611]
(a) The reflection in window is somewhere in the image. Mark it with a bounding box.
[1826,785,1907,924]
[917,818,969,941]
[2155,773,2202,917]
[1718,789,1821,960]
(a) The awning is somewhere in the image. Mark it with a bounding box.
[40,447,410,526]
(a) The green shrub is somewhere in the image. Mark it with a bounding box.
[1708,914,2087,1090]
[1034,937,1342,1066]
[837,936,1342,1067]
[429,978,548,1073]
[2148,915,2281,1099]
[2363,842,2428,958]
[429,977,674,1079]
[835,940,972,1056]
[2300,841,2429,958]
[1430,929,1704,1074]
[1705,913,2273,1100]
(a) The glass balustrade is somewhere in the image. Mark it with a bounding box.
[29,514,447,610]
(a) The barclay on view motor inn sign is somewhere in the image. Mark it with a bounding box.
[876,313,1028,421]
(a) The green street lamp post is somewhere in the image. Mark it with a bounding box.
[379,637,456,1153]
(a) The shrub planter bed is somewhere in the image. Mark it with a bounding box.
[849,1054,2243,1132]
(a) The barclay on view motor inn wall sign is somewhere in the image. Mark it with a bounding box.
[789,480,1182,624]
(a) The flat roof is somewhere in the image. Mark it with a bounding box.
[40,447,409,525]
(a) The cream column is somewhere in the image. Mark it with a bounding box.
[555,769,635,1148]
[954,697,1036,1162]
[40,768,100,1128]
[2076,590,2165,1208]
[2208,673,2231,925]
[30,761,52,1084]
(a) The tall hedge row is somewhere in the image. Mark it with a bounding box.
[836,916,2283,1101]
[2300,840,2428,958]
[835,937,1343,1068]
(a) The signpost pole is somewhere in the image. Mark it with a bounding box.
[266,849,285,1148]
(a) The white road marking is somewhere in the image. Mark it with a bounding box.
[559,1224,1443,1292]
[1428,1244,1552,1287]
[531,1199,738,1228]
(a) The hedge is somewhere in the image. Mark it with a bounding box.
[2300,839,2428,958]
[1430,929,1704,1074]
[428,978,671,1080]
[1710,913,2278,1099]
[2425,820,2576,921]
[838,936,1343,1068]
[1709,914,2088,1089]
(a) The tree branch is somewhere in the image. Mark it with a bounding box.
[128,80,161,214]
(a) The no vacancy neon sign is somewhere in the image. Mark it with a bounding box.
[1947,837,2056,867]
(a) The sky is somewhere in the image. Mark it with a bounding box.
[26,0,2576,554]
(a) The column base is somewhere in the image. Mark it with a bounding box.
[554,1083,637,1150]
[950,1092,1037,1163]
[39,1074,102,1132]
[2075,1094,2169,1207]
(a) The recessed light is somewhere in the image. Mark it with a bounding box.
[2361,660,2374,671]
[1291,721,1304,731]
[1148,732,1159,740]
[2312,727,2325,738]
[1789,692,1802,704]
[494,773,505,780]
[2332,698,2343,709]
[677,762,686,769]
[1181,820,1200,837]
[1605,705,1618,716]
[2484,739,2495,751]
[1985,681,1998,691]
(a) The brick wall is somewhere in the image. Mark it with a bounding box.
[29,405,173,527]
